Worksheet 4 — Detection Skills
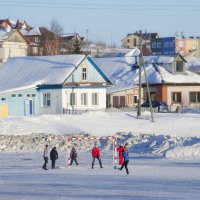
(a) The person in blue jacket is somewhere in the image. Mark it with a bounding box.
[118,149,129,174]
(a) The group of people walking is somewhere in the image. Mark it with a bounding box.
[42,142,129,175]
[42,145,58,170]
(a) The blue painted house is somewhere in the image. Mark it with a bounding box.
[0,55,112,116]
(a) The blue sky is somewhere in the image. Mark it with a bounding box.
[1,0,200,46]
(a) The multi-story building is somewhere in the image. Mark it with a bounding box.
[121,32,159,49]
[152,36,200,58]
[151,37,176,55]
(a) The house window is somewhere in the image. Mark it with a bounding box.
[43,93,51,107]
[175,61,183,72]
[172,92,181,103]
[127,39,130,43]
[190,92,200,103]
[157,42,162,48]
[164,42,169,47]
[150,92,156,101]
[81,93,87,106]
[18,94,23,97]
[82,67,87,81]
[31,94,36,97]
[134,38,137,46]
[27,94,31,97]
[70,93,76,106]
[11,94,16,97]
[151,42,156,48]
[92,93,98,106]
[1,98,6,101]
[134,95,138,104]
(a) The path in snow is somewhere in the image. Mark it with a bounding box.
[0,152,200,200]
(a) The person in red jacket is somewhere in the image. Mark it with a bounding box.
[91,144,103,169]
[117,143,124,166]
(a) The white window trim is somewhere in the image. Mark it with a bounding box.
[92,92,99,106]
[42,93,51,107]
[81,93,88,106]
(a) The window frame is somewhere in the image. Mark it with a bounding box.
[189,92,200,103]
[81,93,88,106]
[42,93,51,107]
[172,92,182,103]
[82,67,87,81]
[175,61,184,72]
[92,93,99,106]
[70,93,77,106]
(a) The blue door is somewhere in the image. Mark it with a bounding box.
[25,99,34,115]
[29,100,33,115]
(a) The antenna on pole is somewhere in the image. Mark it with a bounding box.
[86,29,89,52]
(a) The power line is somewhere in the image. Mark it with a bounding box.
[1,4,200,11]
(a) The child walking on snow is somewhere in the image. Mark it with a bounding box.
[118,149,129,175]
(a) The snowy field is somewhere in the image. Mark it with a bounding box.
[0,152,200,200]
[1,111,200,137]
[1,111,200,199]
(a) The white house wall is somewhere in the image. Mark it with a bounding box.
[0,42,27,63]
[167,85,200,110]
[62,88,106,111]
[39,89,63,114]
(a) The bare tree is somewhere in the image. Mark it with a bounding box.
[40,19,63,55]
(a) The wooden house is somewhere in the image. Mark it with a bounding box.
[0,55,112,117]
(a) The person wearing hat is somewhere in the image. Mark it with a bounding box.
[42,144,48,170]
[91,143,103,169]
[50,147,58,169]
[70,147,78,166]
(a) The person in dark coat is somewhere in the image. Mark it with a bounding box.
[50,147,58,169]
[91,144,103,169]
[42,144,48,170]
[118,149,129,175]
[70,147,78,166]
[124,143,129,156]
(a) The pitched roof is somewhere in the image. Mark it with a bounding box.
[0,55,85,94]
[94,55,200,93]
[20,27,41,36]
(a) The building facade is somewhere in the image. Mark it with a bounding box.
[0,55,112,117]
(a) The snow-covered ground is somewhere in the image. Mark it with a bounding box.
[1,111,200,159]
[1,111,200,137]
[0,152,200,200]
[1,111,200,199]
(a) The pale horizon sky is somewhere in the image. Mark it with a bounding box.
[1,0,200,46]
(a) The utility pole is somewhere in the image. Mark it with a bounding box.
[141,55,154,122]
[137,30,142,118]
[86,29,89,52]
[137,30,154,122]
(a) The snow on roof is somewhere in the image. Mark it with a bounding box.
[20,27,41,36]
[0,55,85,94]
[95,56,200,93]
[144,55,175,64]
[0,28,10,41]
[186,57,200,71]
[60,33,77,38]
[125,48,140,57]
